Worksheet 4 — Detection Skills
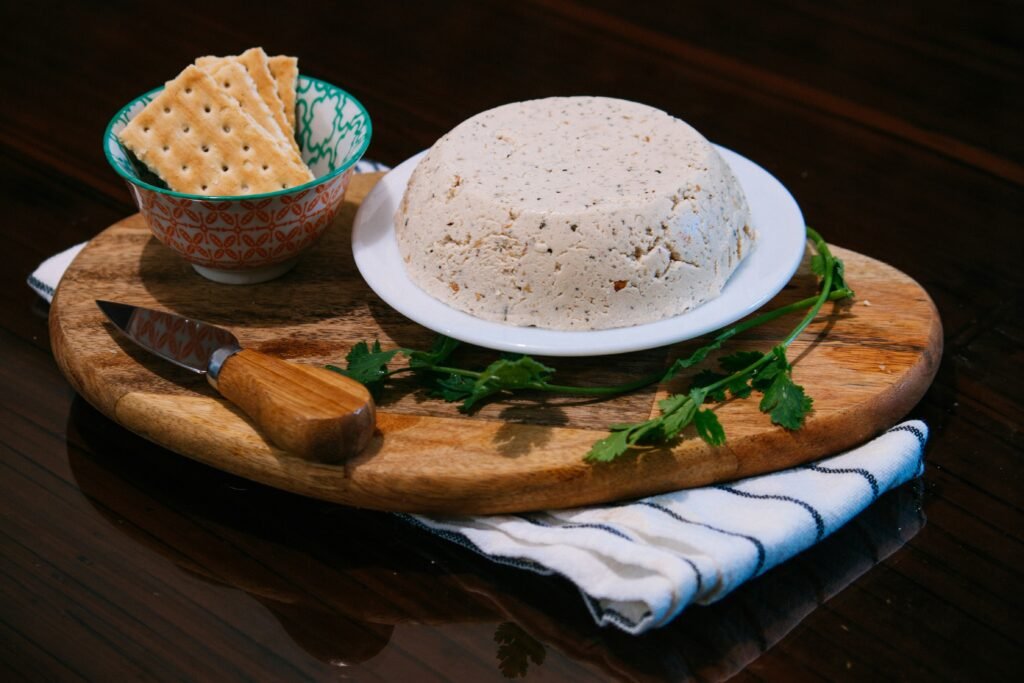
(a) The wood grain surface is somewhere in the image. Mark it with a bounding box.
[4,1,1022,681]
[49,172,941,513]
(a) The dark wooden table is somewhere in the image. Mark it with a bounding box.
[3,1,1021,680]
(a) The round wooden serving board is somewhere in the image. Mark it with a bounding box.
[51,173,942,514]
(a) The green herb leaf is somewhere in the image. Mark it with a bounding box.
[460,386,501,412]
[661,339,724,381]
[458,355,556,412]
[693,408,726,446]
[656,391,701,440]
[749,347,789,391]
[406,335,460,368]
[689,369,728,402]
[831,255,850,293]
[809,229,850,296]
[811,252,827,278]
[475,356,555,389]
[586,427,635,462]
[725,374,754,399]
[718,350,765,373]
[422,372,476,403]
[759,372,813,429]
[330,340,400,400]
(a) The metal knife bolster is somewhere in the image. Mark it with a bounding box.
[206,344,242,390]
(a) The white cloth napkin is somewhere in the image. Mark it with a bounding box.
[28,242,85,303]
[403,422,926,634]
[30,159,927,635]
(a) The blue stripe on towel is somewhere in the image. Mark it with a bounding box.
[803,463,880,499]
[638,501,768,577]
[888,423,927,447]
[714,486,827,541]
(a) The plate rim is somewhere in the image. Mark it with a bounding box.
[352,146,805,357]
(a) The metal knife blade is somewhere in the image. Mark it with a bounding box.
[96,300,240,376]
[95,300,376,461]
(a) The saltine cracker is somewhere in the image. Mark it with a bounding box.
[118,65,313,196]
[196,49,300,156]
[268,55,299,133]
[203,60,295,156]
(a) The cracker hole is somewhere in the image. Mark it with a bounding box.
[222,125,231,133]
[185,87,192,94]
[143,126,150,133]
[182,125,190,133]
[201,145,210,153]
[243,144,250,152]
[163,106,171,114]
[223,81,231,88]
[203,105,211,113]
[222,165,229,172]
[241,183,249,191]
[281,183,287,188]
[262,164,269,171]
[201,185,208,191]
[181,164,188,170]
[162,145,169,152]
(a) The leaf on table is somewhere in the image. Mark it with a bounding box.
[586,428,633,462]
[661,338,724,380]
[328,340,399,399]
[656,391,700,440]
[694,408,726,445]
[811,249,851,295]
[421,372,476,403]
[406,335,461,368]
[476,355,555,389]
[690,369,728,402]
[718,350,765,373]
[459,355,557,412]
[759,372,813,429]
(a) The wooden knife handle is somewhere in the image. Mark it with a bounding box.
[213,348,376,462]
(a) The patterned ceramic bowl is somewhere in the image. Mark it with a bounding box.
[104,76,371,284]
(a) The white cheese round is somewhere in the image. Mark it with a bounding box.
[394,96,754,331]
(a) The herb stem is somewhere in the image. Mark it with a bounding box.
[424,279,851,399]
[338,229,850,422]
[784,228,836,348]
[528,286,851,398]
[718,288,851,345]
[423,365,481,380]
[687,230,840,398]
[537,374,660,396]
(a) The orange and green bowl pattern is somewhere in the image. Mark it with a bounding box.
[104,76,371,284]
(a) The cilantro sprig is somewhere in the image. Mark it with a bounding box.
[329,228,852,462]
[587,227,849,461]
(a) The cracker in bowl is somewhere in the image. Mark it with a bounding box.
[202,59,299,160]
[267,55,299,134]
[196,47,301,157]
[117,64,313,196]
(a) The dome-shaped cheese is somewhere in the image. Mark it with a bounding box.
[395,97,754,331]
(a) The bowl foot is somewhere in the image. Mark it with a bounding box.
[192,259,299,284]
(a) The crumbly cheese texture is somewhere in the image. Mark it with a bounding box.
[394,97,755,331]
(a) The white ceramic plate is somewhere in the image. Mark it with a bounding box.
[352,147,805,357]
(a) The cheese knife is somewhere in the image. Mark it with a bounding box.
[96,300,376,462]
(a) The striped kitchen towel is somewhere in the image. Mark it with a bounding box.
[405,421,927,634]
[30,158,928,635]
